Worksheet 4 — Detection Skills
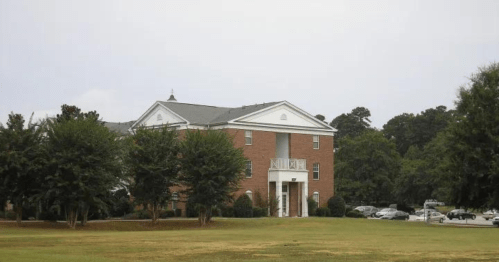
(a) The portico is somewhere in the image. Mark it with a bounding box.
[268,158,309,217]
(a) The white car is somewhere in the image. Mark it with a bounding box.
[482,209,498,220]
[375,208,397,218]
[415,211,446,223]
[492,216,499,227]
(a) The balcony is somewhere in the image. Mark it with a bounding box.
[269,158,308,183]
[270,158,307,171]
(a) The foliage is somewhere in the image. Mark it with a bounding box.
[335,130,401,204]
[0,113,45,225]
[447,63,499,210]
[307,197,317,216]
[221,205,234,217]
[328,196,346,217]
[268,192,279,217]
[383,106,455,156]
[42,105,122,228]
[315,207,331,217]
[234,194,253,218]
[252,207,268,217]
[108,189,134,217]
[160,210,175,218]
[126,126,180,224]
[315,114,326,121]
[346,209,366,218]
[330,107,372,149]
[253,190,268,209]
[180,129,246,225]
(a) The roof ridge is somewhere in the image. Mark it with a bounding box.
[158,101,232,109]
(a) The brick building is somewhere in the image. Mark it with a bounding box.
[113,95,336,217]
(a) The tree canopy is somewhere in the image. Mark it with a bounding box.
[180,129,246,225]
[447,63,499,210]
[126,126,181,223]
[43,105,122,228]
[334,130,401,205]
[0,113,45,224]
[330,107,372,149]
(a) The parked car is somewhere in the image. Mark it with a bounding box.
[354,206,378,217]
[415,212,446,223]
[482,209,498,220]
[415,208,437,216]
[380,211,410,220]
[492,216,499,227]
[446,209,476,220]
[375,208,397,218]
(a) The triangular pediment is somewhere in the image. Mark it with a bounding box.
[232,103,332,130]
[132,103,187,128]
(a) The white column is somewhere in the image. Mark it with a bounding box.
[301,181,308,217]
[276,180,282,218]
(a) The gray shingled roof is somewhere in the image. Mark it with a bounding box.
[102,120,135,135]
[157,101,281,125]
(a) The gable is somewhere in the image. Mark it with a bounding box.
[134,104,187,128]
[233,103,329,129]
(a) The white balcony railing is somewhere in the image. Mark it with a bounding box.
[270,158,307,171]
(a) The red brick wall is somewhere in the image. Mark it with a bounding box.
[289,134,334,207]
[289,182,298,217]
[225,129,276,202]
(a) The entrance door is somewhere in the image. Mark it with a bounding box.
[282,182,289,217]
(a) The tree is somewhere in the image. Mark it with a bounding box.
[180,130,246,226]
[334,130,401,205]
[383,107,455,156]
[315,114,326,121]
[447,63,499,210]
[330,107,372,149]
[43,105,122,228]
[0,113,45,225]
[126,126,180,224]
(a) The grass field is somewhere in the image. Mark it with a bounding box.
[1,217,498,261]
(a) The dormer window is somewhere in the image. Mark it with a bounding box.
[157,114,163,121]
[280,114,287,120]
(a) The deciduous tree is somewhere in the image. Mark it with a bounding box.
[447,63,499,210]
[0,113,45,225]
[126,126,180,224]
[180,130,246,226]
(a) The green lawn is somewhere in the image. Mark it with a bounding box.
[0,218,498,261]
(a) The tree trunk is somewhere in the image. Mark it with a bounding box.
[206,205,212,223]
[15,205,22,226]
[198,206,207,226]
[80,205,89,226]
[67,205,79,229]
[148,203,160,224]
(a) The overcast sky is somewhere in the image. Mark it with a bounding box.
[1,0,498,128]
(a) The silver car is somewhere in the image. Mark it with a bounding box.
[354,206,378,217]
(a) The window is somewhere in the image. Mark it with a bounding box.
[313,135,319,149]
[280,114,287,120]
[245,161,252,178]
[313,163,319,180]
[313,192,319,207]
[245,130,252,145]
[157,114,163,121]
[246,190,253,201]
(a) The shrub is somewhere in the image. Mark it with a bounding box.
[268,193,279,217]
[221,206,234,217]
[5,210,17,220]
[315,207,331,217]
[253,190,268,209]
[136,209,151,219]
[186,199,199,218]
[234,194,253,218]
[328,196,346,217]
[175,208,182,217]
[160,210,175,218]
[346,209,366,218]
[252,207,268,217]
[307,197,318,216]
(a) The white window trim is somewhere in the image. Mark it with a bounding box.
[313,163,320,180]
[313,135,319,149]
[246,160,252,178]
[313,192,319,208]
[245,130,253,145]
[245,190,253,201]
[157,114,163,121]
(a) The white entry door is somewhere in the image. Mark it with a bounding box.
[282,182,289,217]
